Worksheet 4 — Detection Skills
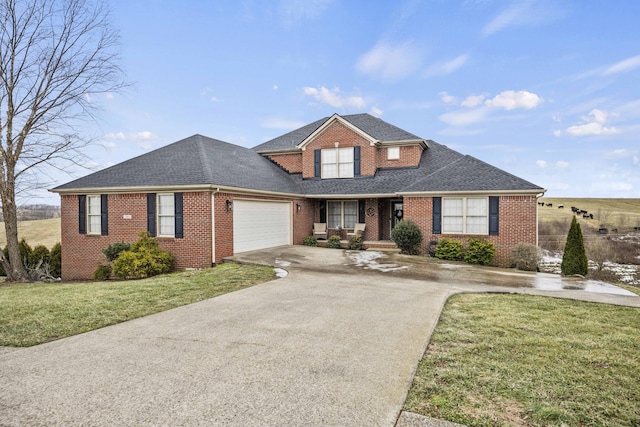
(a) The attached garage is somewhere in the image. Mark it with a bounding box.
[233,199,292,253]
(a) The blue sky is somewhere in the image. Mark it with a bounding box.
[40,0,640,204]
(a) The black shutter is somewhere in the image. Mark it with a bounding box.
[100,194,108,235]
[489,196,499,236]
[314,149,321,178]
[358,199,365,224]
[432,197,442,234]
[319,200,326,223]
[78,195,86,234]
[174,192,184,238]
[354,146,361,177]
[147,193,156,237]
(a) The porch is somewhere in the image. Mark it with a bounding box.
[316,239,400,252]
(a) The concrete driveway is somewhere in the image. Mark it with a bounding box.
[0,246,637,426]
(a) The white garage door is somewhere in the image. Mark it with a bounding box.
[233,200,292,253]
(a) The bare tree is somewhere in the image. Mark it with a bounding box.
[0,0,124,281]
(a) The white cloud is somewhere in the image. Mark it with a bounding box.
[439,108,488,127]
[303,86,366,109]
[556,161,569,168]
[356,41,423,81]
[605,149,634,159]
[482,0,565,36]
[261,117,306,130]
[602,55,640,76]
[439,91,458,105]
[461,94,485,108]
[536,160,548,168]
[634,156,639,165]
[280,0,333,25]
[102,131,159,150]
[105,93,114,100]
[485,90,543,110]
[273,85,279,90]
[425,54,469,76]
[369,106,383,117]
[564,109,620,137]
[210,96,219,102]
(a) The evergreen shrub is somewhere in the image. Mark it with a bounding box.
[561,216,588,276]
[464,238,495,265]
[391,220,423,255]
[435,238,463,261]
[112,232,174,279]
[327,235,342,249]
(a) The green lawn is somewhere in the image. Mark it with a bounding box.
[404,294,640,427]
[0,263,274,347]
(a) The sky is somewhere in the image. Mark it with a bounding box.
[35,0,640,204]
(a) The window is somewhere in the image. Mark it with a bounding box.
[327,201,358,229]
[87,195,101,234]
[157,194,175,236]
[321,147,354,178]
[387,146,400,160]
[442,197,488,234]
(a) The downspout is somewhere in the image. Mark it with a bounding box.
[535,192,545,247]
[211,187,220,267]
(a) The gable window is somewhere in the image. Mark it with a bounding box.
[442,197,488,234]
[387,146,400,160]
[321,147,354,178]
[327,201,358,229]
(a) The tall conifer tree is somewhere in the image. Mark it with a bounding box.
[561,216,588,276]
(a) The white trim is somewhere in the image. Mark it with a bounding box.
[441,196,489,235]
[387,146,400,160]
[211,192,216,266]
[399,189,545,196]
[156,193,176,237]
[86,195,101,235]
[297,114,378,151]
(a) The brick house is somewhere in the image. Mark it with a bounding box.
[51,113,545,280]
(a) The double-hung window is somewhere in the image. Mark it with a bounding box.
[157,194,175,237]
[442,197,488,234]
[327,201,358,229]
[322,147,354,178]
[87,195,102,234]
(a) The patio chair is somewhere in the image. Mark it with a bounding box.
[346,223,366,239]
[313,223,328,240]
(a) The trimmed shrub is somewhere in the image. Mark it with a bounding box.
[464,238,495,265]
[112,232,174,279]
[510,243,541,271]
[102,242,131,262]
[327,235,342,249]
[435,238,463,261]
[19,239,33,266]
[391,220,423,255]
[302,236,318,247]
[93,264,112,280]
[348,233,364,250]
[561,216,588,276]
[49,242,62,278]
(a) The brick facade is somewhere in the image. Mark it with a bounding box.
[266,153,303,173]
[376,145,423,169]
[404,195,538,266]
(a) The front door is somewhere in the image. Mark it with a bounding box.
[391,201,403,231]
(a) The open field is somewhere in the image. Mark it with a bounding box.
[538,198,640,232]
[405,293,640,427]
[0,218,60,249]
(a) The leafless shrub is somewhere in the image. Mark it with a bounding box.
[538,219,570,252]
[510,243,542,271]
[586,237,617,272]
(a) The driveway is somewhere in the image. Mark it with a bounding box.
[0,246,637,426]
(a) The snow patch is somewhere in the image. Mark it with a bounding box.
[347,251,409,272]
[274,268,288,278]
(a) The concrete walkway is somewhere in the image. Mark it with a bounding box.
[0,246,637,426]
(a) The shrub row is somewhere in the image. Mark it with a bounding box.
[434,238,496,266]
[0,240,62,278]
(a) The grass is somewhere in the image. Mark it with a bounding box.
[0,263,274,347]
[404,294,640,427]
[538,198,640,231]
[0,218,61,249]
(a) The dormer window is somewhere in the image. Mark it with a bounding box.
[321,147,354,178]
[387,146,400,160]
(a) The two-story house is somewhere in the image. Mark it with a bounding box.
[52,113,545,280]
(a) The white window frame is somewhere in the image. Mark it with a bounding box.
[87,195,101,235]
[387,146,400,160]
[327,200,358,229]
[157,193,175,237]
[321,147,354,179]
[442,197,488,235]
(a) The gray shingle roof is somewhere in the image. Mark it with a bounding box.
[253,113,422,153]
[52,134,301,194]
[52,116,544,195]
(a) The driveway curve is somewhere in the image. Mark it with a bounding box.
[0,246,637,426]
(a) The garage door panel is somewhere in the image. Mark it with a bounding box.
[233,200,291,253]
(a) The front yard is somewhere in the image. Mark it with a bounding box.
[0,263,274,347]
[404,294,640,426]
